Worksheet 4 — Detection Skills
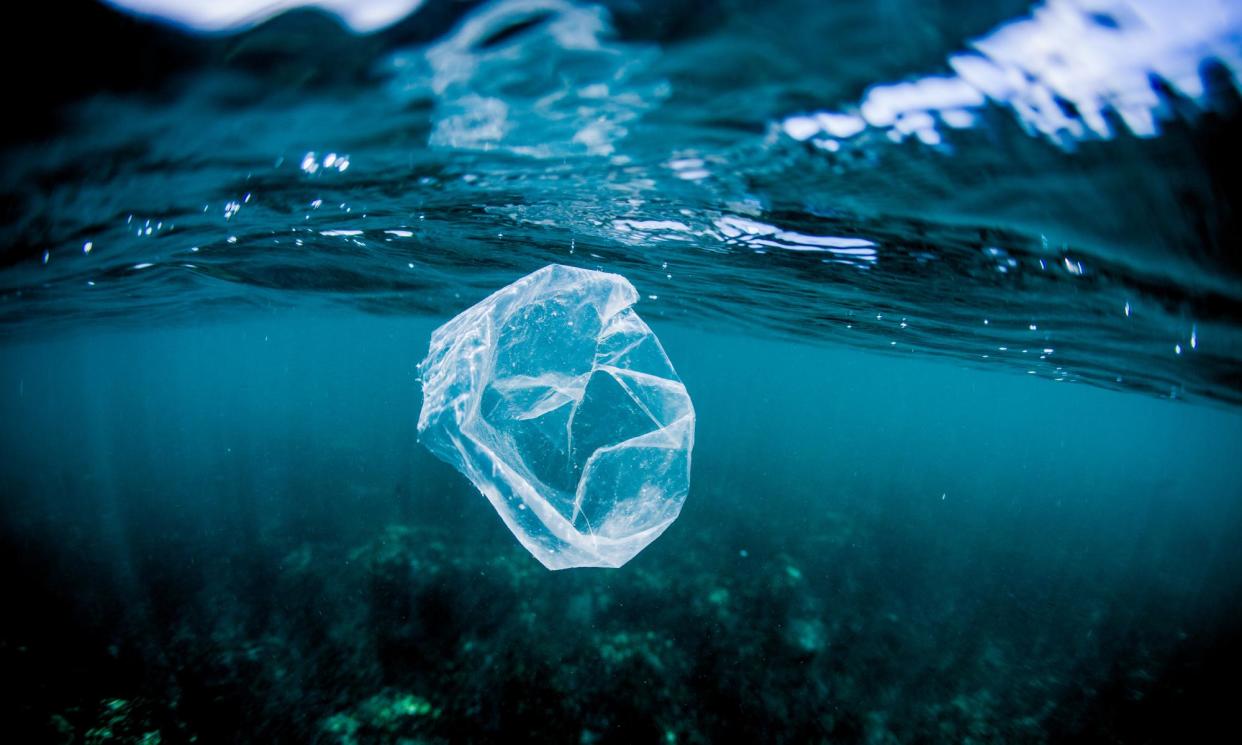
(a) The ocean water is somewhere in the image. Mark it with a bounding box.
[2,0,1241,742]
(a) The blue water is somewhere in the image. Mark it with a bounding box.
[3,0,1241,742]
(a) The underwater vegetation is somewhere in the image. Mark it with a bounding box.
[8,510,1240,744]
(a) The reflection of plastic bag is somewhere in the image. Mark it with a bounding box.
[418,264,695,569]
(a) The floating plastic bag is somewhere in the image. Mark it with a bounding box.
[418,264,695,569]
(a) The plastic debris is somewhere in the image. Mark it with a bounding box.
[418,264,695,569]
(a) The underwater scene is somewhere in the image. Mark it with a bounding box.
[3,0,1242,742]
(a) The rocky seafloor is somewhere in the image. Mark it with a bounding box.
[4,504,1238,744]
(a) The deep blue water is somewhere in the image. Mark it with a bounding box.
[2,1,1241,742]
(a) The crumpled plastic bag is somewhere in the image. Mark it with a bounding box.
[418,264,695,569]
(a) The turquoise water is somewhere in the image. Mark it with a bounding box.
[3,0,1242,741]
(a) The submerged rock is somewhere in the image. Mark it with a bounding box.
[418,264,695,569]
[81,699,162,745]
[322,691,441,745]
